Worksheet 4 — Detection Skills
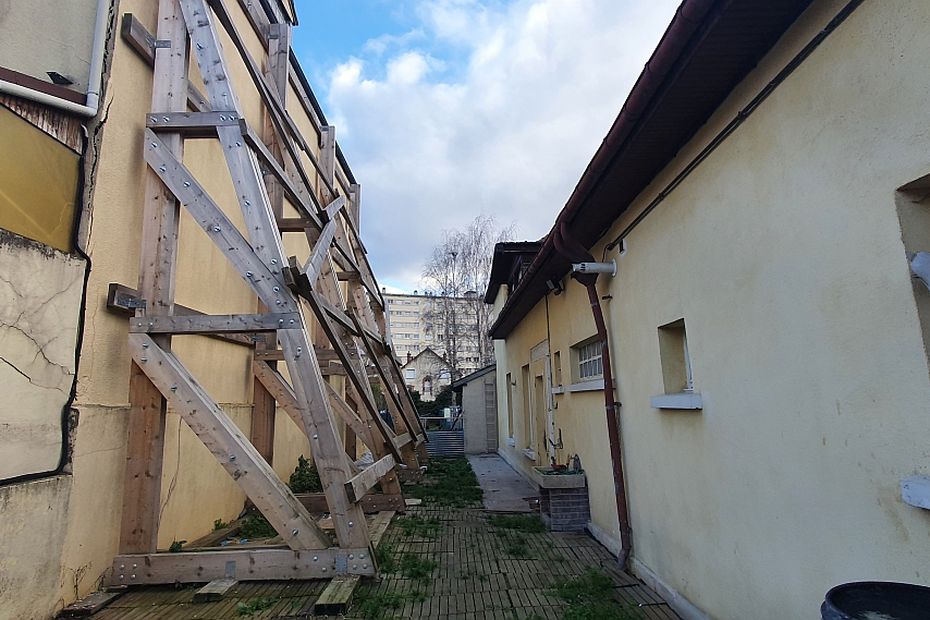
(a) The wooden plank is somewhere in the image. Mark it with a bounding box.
[146,110,241,136]
[109,547,374,585]
[300,196,345,283]
[129,333,329,550]
[128,312,298,334]
[187,518,243,548]
[192,578,238,603]
[120,0,189,556]
[276,217,317,232]
[59,591,122,617]
[344,454,396,504]
[108,283,254,347]
[325,382,377,452]
[313,575,360,616]
[297,493,404,514]
[368,511,395,547]
[251,19,292,467]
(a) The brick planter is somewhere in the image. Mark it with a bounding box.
[539,485,590,532]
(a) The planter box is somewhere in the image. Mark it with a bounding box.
[531,466,586,489]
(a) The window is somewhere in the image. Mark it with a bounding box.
[576,340,603,380]
[658,319,692,393]
[652,319,702,410]
[405,368,416,380]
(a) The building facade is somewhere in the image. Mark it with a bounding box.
[489,1,930,619]
[385,291,484,377]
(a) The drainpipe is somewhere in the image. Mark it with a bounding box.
[0,0,110,117]
[553,223,633,568]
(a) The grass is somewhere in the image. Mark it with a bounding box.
[235,597,278,616]
[213,518,229,531]
[396,515,441,538]
[404,457,483,507]
[167,540,185,552]
[488,513,546,533]
[353,590,427,620]
[550,569,642,620]
[374,542,397,574]
[397,553,437,581]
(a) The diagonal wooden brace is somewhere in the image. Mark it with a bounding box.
[128,333,329,550]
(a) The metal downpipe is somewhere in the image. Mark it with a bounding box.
[553,223,633,568]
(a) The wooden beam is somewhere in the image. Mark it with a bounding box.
[129,334,329,550]
[300,198,345,284]
[120,0,189,556]
[276,217,316,232]
[128,312,299,335]
[192,579,237,603]
[109,547,374,585]
[313,510,394,616]
[344,455,396,504]
[107,283,255,347]
[297,492,405,514]
[146,110,241,136]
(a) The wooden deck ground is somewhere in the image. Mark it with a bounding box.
[92,503,678,619]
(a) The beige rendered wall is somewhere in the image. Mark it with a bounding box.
[495,1,930,618]
[0,2,346,617]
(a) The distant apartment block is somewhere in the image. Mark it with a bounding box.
[384,291,484,380]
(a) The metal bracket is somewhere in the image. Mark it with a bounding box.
[154,39,171,49]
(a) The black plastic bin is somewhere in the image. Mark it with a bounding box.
[821,581,930,620]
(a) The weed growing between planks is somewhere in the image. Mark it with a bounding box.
[488,513,546,533]
[396,515,442,538]
[235,597,278,616]
[551,569,642,620]
[404,457,482,506]
[353,590,427,620]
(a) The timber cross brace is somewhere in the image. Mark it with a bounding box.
[114,0,426,585]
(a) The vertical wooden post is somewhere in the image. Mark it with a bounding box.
[120,0,189,554]
[320,126,336,203]
[251,21,292,463]
[349,183,361,231]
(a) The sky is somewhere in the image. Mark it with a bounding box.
[291,0,680,293]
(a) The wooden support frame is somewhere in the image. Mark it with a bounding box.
[116,0,426,586]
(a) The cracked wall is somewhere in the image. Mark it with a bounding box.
[0,231,85,479]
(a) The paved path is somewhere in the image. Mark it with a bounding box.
[467,453,538,513]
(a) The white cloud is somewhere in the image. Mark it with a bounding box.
[323,0,679,291]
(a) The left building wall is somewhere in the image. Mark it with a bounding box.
[0,2,352,617]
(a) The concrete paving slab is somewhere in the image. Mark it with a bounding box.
[468,453,539,513]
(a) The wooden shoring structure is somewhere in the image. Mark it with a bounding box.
[113,0,426,585]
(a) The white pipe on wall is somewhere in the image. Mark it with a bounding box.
[0,0,110,118]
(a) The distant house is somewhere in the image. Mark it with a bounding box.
[401,347,454,401]
[451,364,498,454]
[384,291,486,377]
[488,2,930,619]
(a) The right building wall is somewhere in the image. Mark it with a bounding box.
[494,1,930,617]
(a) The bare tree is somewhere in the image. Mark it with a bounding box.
[422,215,514,376]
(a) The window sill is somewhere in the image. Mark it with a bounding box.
[552,379,605,395]
[650,392,703,410]
[522,448,537,461]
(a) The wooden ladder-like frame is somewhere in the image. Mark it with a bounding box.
[112,0,426,585]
